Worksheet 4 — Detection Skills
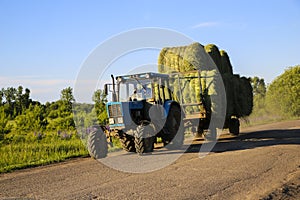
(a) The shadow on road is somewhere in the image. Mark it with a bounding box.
[185,128,300,154]
[113,128,300,157]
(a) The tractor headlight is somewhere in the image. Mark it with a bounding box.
[109,118,114,124]
[117,117,124,124]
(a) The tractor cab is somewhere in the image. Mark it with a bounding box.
[105,72,175,132]
[96,72,184,155]
[116,72,171,103]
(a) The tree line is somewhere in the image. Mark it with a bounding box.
[0,86,107,139]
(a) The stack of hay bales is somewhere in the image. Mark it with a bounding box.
[158,42,253,118]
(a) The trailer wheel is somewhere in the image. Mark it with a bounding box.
[163,106,184,150]
[195,127,204,138]
[120,133,136,152]
[229,118,240,136]
[135,125,155,154]
[87,129,108,159]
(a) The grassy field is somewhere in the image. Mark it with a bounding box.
[0,130,124,173]
[0,131,90,173]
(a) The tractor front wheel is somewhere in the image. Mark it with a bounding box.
[135,125,155,154]
[87,128,108,159]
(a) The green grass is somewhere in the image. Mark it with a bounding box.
[0,130,124,173]
[240,104,300,128]
[0,132,89,173]
[241,115,300,128]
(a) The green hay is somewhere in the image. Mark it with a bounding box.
[220,50,233,75]
[158,43,253,118]
[204,44,222,73]
[158,42,214,73]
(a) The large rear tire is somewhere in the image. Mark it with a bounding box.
[87,129,108,159]
[135,125,155,154]
[163,105,184,150]
[120,133,136,152]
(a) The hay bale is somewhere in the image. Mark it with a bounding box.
[222,73,235,117]
[239,77,253,116]
[158,48,167,73]
[159,43,236,76]
[219,73,253,118]
[158,43,253,118]
[220,50,233,75]
[204,44,222,73]
[158,42,215,73]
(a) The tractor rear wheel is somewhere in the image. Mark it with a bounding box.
[163,105,184,150]
[135,125,155,154]
[87,129,108,159]
[120,133,136,152]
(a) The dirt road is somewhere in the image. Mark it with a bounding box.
[0,120,299,200]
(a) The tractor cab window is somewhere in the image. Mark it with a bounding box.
[119,79,153,102]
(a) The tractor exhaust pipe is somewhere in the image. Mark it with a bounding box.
[111,74,117,102]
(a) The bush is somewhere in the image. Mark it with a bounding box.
[266,65,300,118]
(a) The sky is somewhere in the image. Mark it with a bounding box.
[0,0,299,103]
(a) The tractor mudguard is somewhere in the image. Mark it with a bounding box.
[163,100,181,118]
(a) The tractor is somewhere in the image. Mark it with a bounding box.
[87,72,185,158]
[87,70,241,159]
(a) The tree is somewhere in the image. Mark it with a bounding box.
[250,77,267,111]
[251,77,266,97]
[22,88,31,110]
[0,86,32,118]
[0,89,3,104]
[60,87,75,103]
[266,65,300,117]
[73,103,96,128]
[3,87,16,105]
[60,87,75,113]
[73,108,98,129]
[15,86,23,115]
[0,106,9,139]
[2,87,17,118]
[14,104,46,133]
[93,89,108,124]
[45,87,76,131]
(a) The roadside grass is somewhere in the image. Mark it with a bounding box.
[0,132,89,173]
[0,131,122,173]
[240,109,299,128]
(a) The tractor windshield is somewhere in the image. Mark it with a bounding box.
[119,79,152,102]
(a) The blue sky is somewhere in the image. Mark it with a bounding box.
[0,0,299,103]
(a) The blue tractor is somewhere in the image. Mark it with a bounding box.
[87,72,185,158]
